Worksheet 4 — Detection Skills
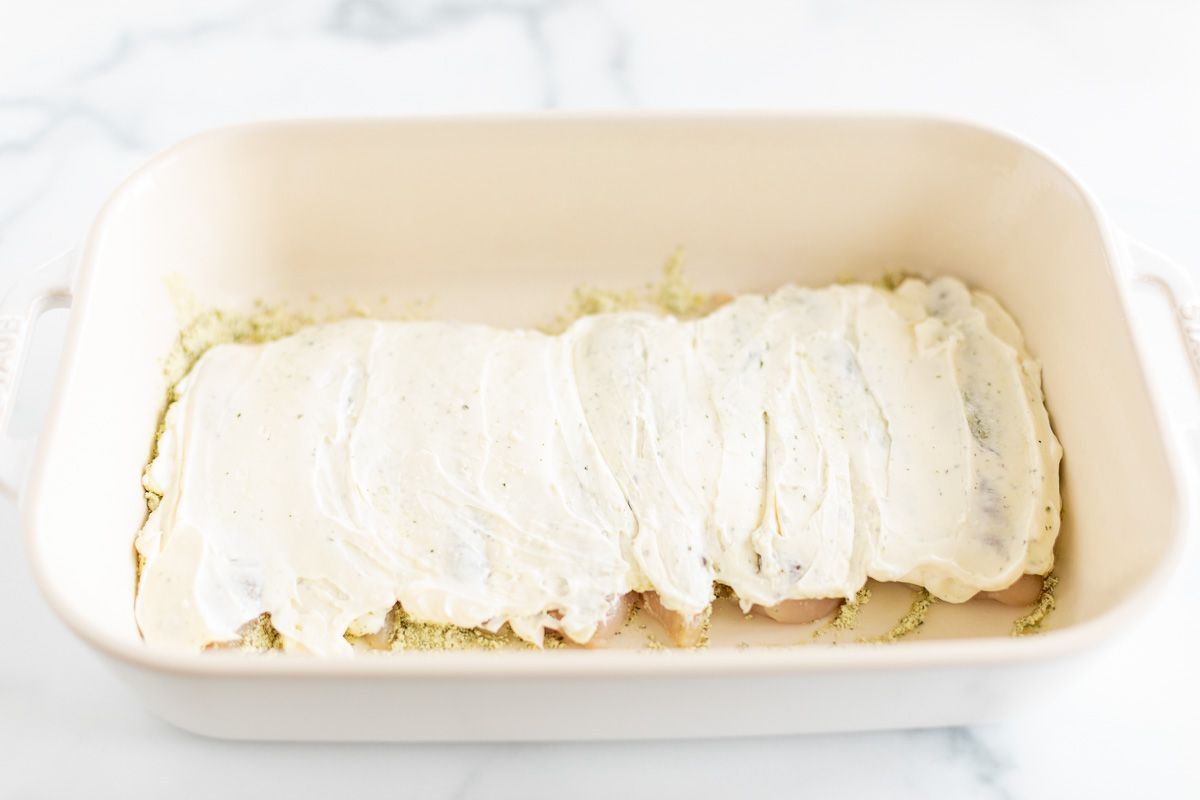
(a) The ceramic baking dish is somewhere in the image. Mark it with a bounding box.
[2,116,1194,741]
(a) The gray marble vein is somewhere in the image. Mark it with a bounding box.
[324,0,566,44]
[944,727,1015,800]
[69,8,262,84]
[603,13,635,104]
[326,0,568,107]
[0,97,144,155]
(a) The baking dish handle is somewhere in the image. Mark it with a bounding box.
[1121,235,1200,387]
[0,251,76,502]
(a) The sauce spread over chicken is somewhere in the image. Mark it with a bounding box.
[135,278,1061,654]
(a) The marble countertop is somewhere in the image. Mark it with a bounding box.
[2,1,1197,797]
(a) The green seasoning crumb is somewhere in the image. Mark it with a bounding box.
[388,606,505,652]
[653,248,709,317]
[160,305,317,388]
[544,286,641,334]
[241,613,284,651]
[816,586,873,638]
[868,588,937,643]
[626,594,644,624]
[837,270,914,290]
[696,612,712,649]
[713,582,737,601]
[879,271,909,291]
[1011,574,1059,636]
[205,613,283,652]
[343,604,561,652]
[538,248,724,334]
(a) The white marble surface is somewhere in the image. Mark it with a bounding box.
[2,1,1198,797]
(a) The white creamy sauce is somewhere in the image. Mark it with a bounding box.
[135,278,1062,655]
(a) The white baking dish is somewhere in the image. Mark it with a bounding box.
[2,116,1195,741]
